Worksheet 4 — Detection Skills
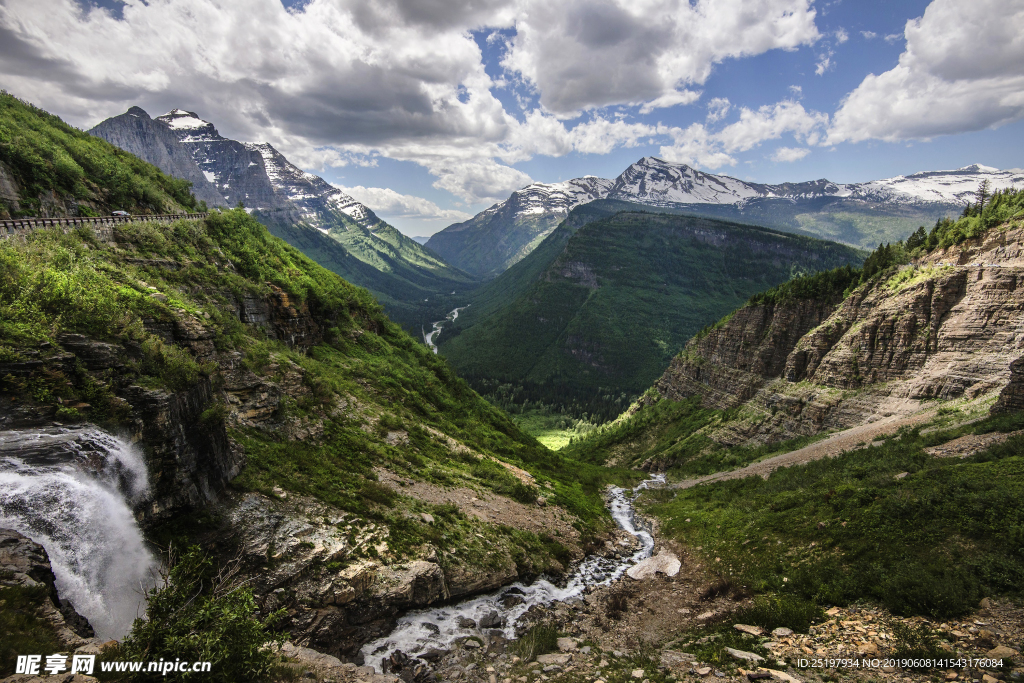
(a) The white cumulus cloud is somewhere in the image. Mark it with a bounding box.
[828,0,1024,144]
[772,146,811,162]
[337,185,472,222]
[638,89,702,115]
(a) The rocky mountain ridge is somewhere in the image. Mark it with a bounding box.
[89,107,475,331]
[427,157,1022,278]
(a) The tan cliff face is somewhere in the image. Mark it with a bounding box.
[653,222,1024,446]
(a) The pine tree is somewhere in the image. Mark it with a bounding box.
[976,179,991,212]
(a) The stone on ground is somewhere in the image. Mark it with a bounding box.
[724,647,765,663]
[557,637,578,651]
[626,550,681,580]
[734,624,764,636]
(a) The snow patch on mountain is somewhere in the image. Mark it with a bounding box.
[595,157,1021,210]
[492,176,615,221]
[848,165,1024,205]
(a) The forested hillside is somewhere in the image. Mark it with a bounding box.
[440,207,865,421]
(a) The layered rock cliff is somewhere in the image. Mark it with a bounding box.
[651,221,1024,445]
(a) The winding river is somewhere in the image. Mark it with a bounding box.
[360,474,665,671]
[423,307,467,354]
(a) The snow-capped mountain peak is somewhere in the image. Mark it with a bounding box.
[498,176,615,220]
[608,157,764,206]
[849,165,1024,205]
[156,109,220,142]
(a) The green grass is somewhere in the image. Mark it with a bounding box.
[564,396,825,475]
[0,91,198,217]
[643,412,1024,620]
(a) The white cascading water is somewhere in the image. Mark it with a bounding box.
[0,426,160,640]
[361,474,665,670]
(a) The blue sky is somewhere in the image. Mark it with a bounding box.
[2,0,1022,235]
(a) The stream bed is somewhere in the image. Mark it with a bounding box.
[360,474,665,671]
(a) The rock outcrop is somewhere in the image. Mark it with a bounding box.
[0,528,95,644]
[656,296,844,410]
[992,356,1024,414]
[651,222,1024,445]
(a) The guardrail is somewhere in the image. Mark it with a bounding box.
[0,212,209,241]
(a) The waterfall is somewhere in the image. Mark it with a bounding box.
[0,426,160,640]
[360,474,665,670]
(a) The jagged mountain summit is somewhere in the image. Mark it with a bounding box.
[427,156,1024,278]
[425,176,613,278]
[87,106,227,208]
[154,108,382,232]
[90,107,475,330]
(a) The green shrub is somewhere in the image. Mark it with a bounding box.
[112,545,283,682]
[889,622,948,670]
[735,594,824,634]
[510,624,560,661]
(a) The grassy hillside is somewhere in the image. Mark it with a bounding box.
[0,92,199,218]
[255,208,477,332]
[0,209,632,528]
[642,413,1024,619]
[440,209,866,421]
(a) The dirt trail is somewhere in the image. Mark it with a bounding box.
[673,408,939,490]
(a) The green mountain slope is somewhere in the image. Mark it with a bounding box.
[439,207,866,419]
[425,208,564,279]
[657,195,952,251]
[0,93,200,218]
[254,208,477,332]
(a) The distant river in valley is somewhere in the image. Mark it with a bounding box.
[423,306,467,353]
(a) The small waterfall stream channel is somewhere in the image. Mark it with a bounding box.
[361,474,666,672]
[0,426,160,640]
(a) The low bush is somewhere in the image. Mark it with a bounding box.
[735,594,824,634]
[109,545,283,683]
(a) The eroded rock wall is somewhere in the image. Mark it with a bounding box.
[652,223,1024,444]
[655,297,843,410]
